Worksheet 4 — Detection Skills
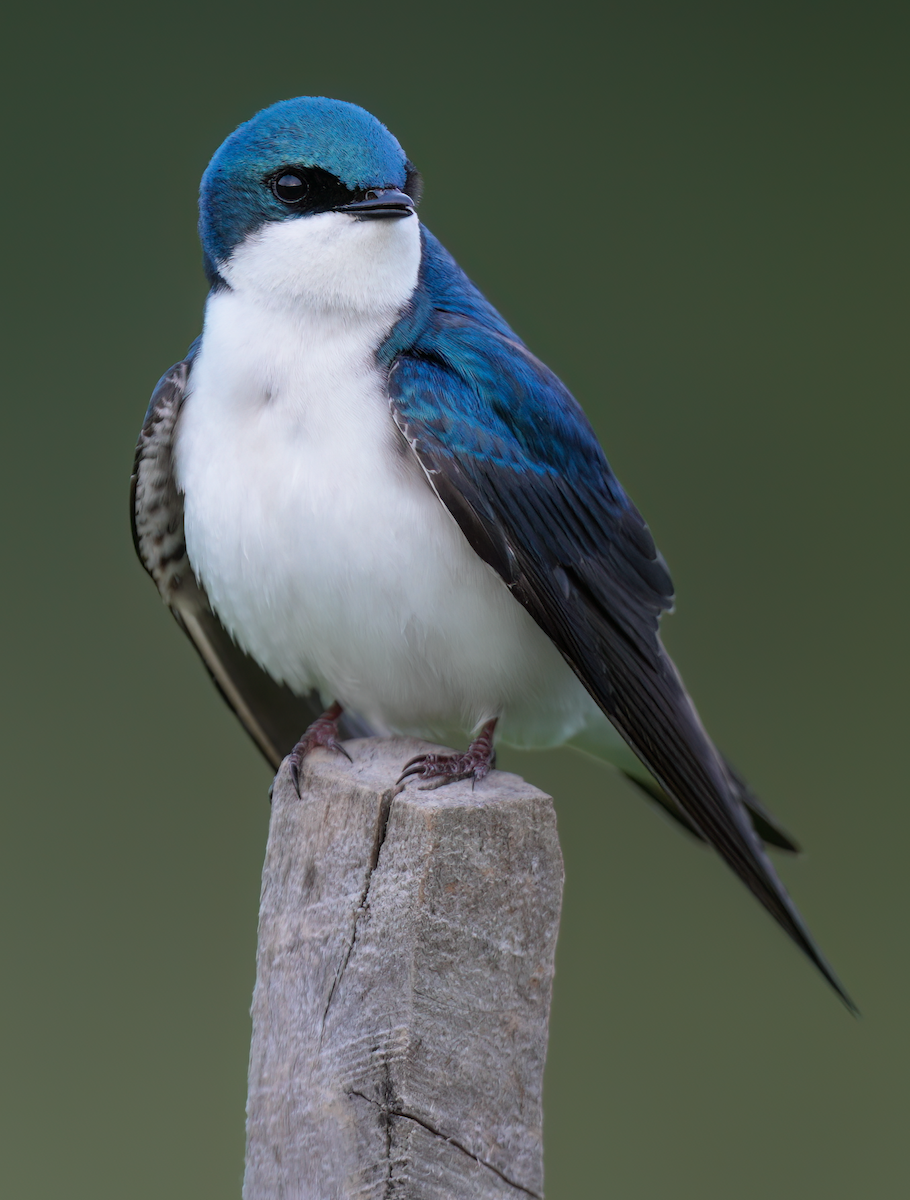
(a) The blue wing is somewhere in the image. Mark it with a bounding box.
[383,229,853,1008]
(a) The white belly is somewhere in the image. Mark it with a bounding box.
[175,286,599,748]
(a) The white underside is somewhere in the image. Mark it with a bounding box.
[174,211,628,754]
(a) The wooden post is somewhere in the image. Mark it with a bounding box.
[243,736,563,1200]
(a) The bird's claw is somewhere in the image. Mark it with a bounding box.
[397,722,497,790]
[289,734,352,796]
[285,704,352,797]
[396,750,494,790]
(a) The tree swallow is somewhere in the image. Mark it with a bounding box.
[131,96,853,1009]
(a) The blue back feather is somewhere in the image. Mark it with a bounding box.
[383,229,632,496]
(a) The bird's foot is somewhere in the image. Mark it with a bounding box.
[397,719,498,790]
[287,702,352,796]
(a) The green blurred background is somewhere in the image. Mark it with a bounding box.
[2,0,906,1195]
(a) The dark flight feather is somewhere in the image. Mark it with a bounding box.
[621,763,801,854]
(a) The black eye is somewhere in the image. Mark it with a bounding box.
[272,173,308,204]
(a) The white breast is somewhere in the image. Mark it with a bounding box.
[175,211,599,748]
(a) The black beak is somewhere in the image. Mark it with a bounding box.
[334,188,415,220]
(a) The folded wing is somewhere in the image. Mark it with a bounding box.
[386,303,852,1009]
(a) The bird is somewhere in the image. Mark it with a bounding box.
[131,95,853,1010]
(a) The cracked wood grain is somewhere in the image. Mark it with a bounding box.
[243,737,563,1200]
[348,1091,542,1198]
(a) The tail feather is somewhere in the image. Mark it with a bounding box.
[622,761,801,855]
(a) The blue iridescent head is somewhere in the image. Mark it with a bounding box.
[199,97,422,284]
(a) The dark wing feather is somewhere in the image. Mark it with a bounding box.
[621,762,801,853]
[722,756,801,853]
[386,308,852,1009]
[130,360,368,771]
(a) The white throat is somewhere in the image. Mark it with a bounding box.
[218,208,422,314]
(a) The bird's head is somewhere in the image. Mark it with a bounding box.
[199,97,422,311]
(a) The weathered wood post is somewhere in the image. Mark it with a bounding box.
[243,736,564,1200]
